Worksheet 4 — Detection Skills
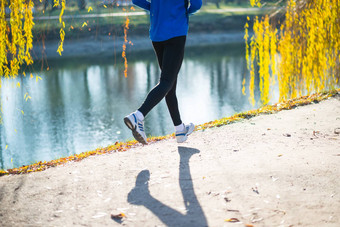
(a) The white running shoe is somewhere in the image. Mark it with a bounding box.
[124,113,147,145]
[176,123,195,143]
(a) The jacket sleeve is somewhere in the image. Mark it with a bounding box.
[188,0,202,15]
[132,0,150,11]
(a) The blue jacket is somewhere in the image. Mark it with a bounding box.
[132,0,202,41]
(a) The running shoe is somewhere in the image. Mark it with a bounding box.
[124,113,147,145]
[176,123,195,143]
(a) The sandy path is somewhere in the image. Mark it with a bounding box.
[0,96,339,227]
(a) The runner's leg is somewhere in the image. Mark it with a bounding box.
[138,36,186,123]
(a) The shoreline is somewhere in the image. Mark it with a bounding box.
[32,32,248,60]
[1,89,339,176]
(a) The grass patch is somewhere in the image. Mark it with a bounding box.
[1,88,339,176]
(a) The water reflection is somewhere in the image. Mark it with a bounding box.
[0,43,264,169]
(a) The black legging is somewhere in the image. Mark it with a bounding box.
[138,35,186,126]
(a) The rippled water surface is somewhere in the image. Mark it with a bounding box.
[0,42,273,169]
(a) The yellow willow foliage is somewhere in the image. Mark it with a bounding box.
[0,0,35,78]
[23,0,34,66]
[0,0,66,79]
[245,0,340,105]
[8,0,24,77]
[1,0,35,78]
[55,0,66,56]
[0,0,9,77]
[122,16,130,78]
[250,0,262,7]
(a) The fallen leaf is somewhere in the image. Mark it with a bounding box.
[224,197,231,202]
[252,187,259,194]
[227,209,239,212]
[313,130,320,137]
[111,212,126,219]
[245,224,254,227]
[283,133,291,137]
[225,218,240,223]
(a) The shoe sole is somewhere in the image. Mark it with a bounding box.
[124,117,147,145]
[176,124,195,143]
[177,135,188,143]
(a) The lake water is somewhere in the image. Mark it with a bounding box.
[0,42,269,170]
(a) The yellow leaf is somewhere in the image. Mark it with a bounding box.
[15,129,17,133]
[36,76,42,82]
[5,145,8,150]
[30,73,34,79]
[82,22,88,27]
[16,82,20,88]
[53,0,59,7]
[242,78,246,95]
[225,218,240,223]
[88,6,93,12]
[103,5,107,8]
[111,212,126,219]
[21,110,24,115]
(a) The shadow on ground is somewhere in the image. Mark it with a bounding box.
[126,146,208,226]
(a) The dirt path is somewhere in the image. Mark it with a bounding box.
[0,96,339,227]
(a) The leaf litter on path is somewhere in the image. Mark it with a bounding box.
[111,212,126,220]
[225,218,240,223]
